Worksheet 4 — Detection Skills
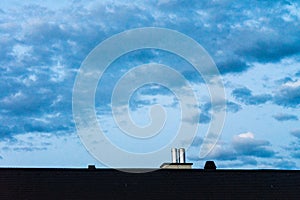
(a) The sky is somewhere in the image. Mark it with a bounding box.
[0,0,300,170]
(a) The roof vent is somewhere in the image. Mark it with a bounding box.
[178,148,186,163]
[171,148,178,163]
[88,165,96,170]
[160,148,193,169]
[204,161,216,170]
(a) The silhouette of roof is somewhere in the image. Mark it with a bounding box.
[0,167,299,199]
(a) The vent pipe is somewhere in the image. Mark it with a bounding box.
[178,148,186,163]
[171,148,178,163]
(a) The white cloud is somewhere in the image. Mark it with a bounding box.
[50,61,66,82]
[10,44,32,62]
[22,74,37,86]
[237,132,254,139]
[283,2,300,22]
[1,91,25,104]
[283,80,300,88]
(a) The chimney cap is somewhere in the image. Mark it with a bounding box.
[88,165,96,170]
[204,161,216,170]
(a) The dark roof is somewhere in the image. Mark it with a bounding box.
[0,167,300,199]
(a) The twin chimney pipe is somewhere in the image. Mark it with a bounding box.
[171,148,178,163]
[171,148,186,163]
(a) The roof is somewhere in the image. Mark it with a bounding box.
[0,167,299,199]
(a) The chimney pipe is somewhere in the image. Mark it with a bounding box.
[171,148,178,163]
[178,148,186,163]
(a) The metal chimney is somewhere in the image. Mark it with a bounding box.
[171,148,178,163]
[178,148,186,163]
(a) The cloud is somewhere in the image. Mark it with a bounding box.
[275,77,295,85]
[290,129,300,139]
[0,131,57,155]
[181,70,204,83]
[215,58,251,74]
[12,147,47,152]
[232,132,276,158]
[187,138,237,162]
[188,132,276,164]
[232,87,272,105]
[187,136,203,148]
[205,145,237,161]
[23,118,71,133]
[188,148,237,162]
[284,130,300,160]
[237,132,254,139]
[273,113,298,121]
[238,37,300,63]
[230,2,300,64]
[273,80,300,108]
[0,111,74,140]
[291,151,300,159]
[0,124,20,140]
[285,136,300,159]
[273,160,297,169]
[232,80,300,108]
[226,101,242,113]
[199,113,211,124]
[198,101,241,124]
[239,156,258,166]
[201,101,241,113]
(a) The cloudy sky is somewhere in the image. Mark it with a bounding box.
[1,0,300,169]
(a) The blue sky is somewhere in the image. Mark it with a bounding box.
[1,0,300,169]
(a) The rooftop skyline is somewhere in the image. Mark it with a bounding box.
[0,0,300,169]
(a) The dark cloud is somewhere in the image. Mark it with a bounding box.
[23,121,71,134]
[189,134,300,169]
[201,101,241,113]
[275,77,295,85]
[238,37,300,63]
[187,145,238,162]
[139,85,173,97]
[188,136,203,148]
[12,147,47,152]
[273,82,300,108]
[286,140,300,159]
[291,151,300,159]
[233,80,300,108]
[206,148,238,161]
[196,98,212,121]
[189,132,276,163]
[199,113,211,124]
[0,112,74,142]
[226,1,300,64]
[232,134,276,158]
[291,129,300,139]
[283,132,300,159]
[273,160,297,169]
[232,87,272,105]
[0,124,21,141]
[215,58,251,74]
[273,113,298,121]
[295,71,300,77]
[198,101,240,124]
[226,101,242,113]
[239,157,258,166]
[181,70,204,83]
